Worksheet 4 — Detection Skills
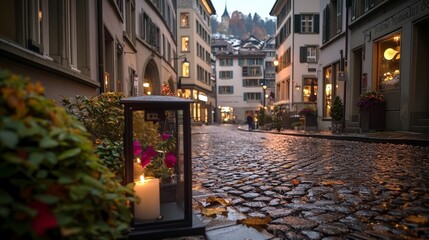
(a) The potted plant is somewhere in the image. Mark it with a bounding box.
[299,106,317,128]
[331,96,344,133]
[357,91,386,131]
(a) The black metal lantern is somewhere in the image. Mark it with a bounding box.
[121,95,204,239]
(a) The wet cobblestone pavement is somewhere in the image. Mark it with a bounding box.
[191,125,429,239]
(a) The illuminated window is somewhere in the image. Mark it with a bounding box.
[303,78,317,102]
[181,36,189,52]
[324,68,332,117]
[377,33,401,91]
[180,13,189,27]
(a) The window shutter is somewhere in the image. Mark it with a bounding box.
[300,47,307,63]
[294,15,301,33]
[243,92,247,101]
[218,86,221,93]
[231,86,234,94]
[314,15,320,33]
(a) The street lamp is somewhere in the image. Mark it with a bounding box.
[174,55,189,92]
[262,84,267,108]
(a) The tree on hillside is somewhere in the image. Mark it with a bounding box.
[245,13,253,34]
[265,19,276,36]
[229,11,247,38]
[211,16,219,34]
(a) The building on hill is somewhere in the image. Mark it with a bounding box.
[218,3,230,34]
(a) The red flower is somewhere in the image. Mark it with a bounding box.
[140,146,157,168]
[164,152,177,168]
[29,201,57,236]
[133,140,142,157]
[161,133,171,141]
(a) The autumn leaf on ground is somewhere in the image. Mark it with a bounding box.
[291,179,300,185]
[196,201,227,217]
[320,180,346,185]
[237,216,272,227]
[405,215,429,224]
[206,196,230,206]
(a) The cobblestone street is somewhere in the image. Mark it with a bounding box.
[191,125,429,239]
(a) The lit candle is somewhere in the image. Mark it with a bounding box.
[134,175,160,220]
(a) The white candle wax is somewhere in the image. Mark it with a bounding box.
[134,176,160,220]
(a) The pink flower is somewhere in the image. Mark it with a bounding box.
[133,140,142,157]
[164,152,177,168]
[161,133,171,141]
[140,146,157,168]
[29,201,57,236]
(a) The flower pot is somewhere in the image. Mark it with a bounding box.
[359,102,386,131]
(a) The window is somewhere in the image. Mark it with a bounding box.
[242,66,262,77]
[322,0,343,43]
[351,0,387,20]
[295,14,319,34]
[243,92,262,101]
[300,46,318,63]
[301,15,314,33]
[218,86,234,94]
[125,0,136,44]
[242,79,260,87]
[303,78,317,102]
[180,12,189,27]
[219,71,233,79]
[181,36,189,52]
[323,67,333,117]
[377,33,401,91]
[219,59,233,66]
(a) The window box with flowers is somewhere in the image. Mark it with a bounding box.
[357,91,386,131]
[299,106,317,128]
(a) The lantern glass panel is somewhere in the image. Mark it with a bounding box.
[132,109,185,224]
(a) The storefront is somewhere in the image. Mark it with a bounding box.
[349,0,429,132]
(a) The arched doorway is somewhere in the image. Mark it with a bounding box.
[143,59,160,95]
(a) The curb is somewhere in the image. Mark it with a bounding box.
[237,127,429,147]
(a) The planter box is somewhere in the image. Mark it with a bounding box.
[359,102,386,131]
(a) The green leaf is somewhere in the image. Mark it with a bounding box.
[28,152,44,167]
[58,176,74,184]
[58,148,81,160]
[39,136,59,148]
[44,151,57,165]
[34,194,58,204]
[0,188,13,204]
[0,130,18,148]
[36,170,48,178]
[69,186,91,200]
[82,175,104,190]
[3,152,23,164]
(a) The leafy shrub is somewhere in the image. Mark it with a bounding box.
[331,96,344,122]
[62,93,125,181]
[299,106,316,117]
[0,70,134,239]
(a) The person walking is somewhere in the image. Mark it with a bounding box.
[247,114,254,131]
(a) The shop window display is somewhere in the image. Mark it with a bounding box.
[378,33,401,90]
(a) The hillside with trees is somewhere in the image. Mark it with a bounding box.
[211,11,276,40]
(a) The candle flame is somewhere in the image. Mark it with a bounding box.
[140,174,145,182]
[136,157,141,163]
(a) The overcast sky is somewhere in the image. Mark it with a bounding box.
[211,0,277,21]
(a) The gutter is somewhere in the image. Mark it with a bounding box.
[97,0,104,94]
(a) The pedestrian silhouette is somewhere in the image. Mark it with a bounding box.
[247,114,254,131]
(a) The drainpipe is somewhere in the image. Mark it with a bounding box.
[343,1,350,130]
[97,0,104,94]
[291,0,295,112]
